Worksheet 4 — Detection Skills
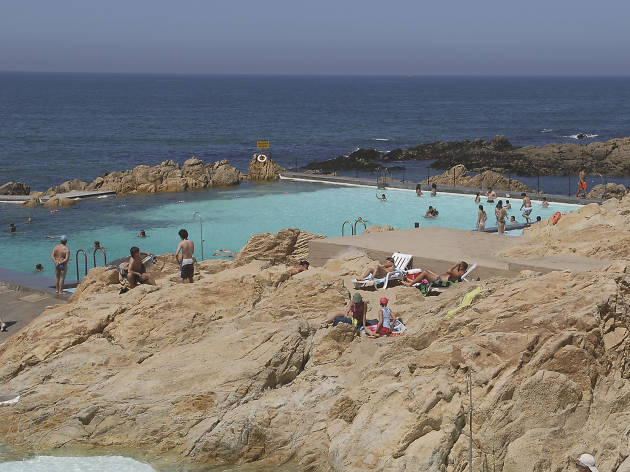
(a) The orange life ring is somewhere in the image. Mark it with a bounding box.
[552,211,562,225]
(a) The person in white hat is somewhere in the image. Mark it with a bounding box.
[576,453,598,472]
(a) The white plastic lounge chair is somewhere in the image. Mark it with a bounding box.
[352,252,413,289]
[460,263,477,282]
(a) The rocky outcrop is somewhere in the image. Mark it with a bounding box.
[0,181,30,195]
[305,136,630,177]
[42,195,77,208]
[86,158,242,194]
[422,164,530,192]
[234,228,326,266]
[500,193,630,260]
[248,154,286,181]
[45,179,89,196]
[6,204,630,471]
[588,182,627,200]
[2,240,630,471]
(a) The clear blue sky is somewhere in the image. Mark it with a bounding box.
[1,0,629,75]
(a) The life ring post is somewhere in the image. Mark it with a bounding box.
[257,154,268,163]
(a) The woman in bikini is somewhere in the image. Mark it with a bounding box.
[476,205,487,231]
[495,200,508,235]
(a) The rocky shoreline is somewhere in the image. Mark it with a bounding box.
[304,135,630,177]
[0,154,285,207]
[2,198,630,471]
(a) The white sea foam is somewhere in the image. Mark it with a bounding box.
[371,138,390,141]
[564,134,599,139]
[540,128,553,133]
[0,456,156,472]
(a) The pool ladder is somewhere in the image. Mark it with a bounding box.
[75,247,108,282]
[342,217,367,236]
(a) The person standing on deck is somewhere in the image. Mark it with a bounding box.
[50,236,70,294]
[175,229,195,283]
[576,168,588,198]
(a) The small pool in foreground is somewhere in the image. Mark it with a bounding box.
[0,181,579,276]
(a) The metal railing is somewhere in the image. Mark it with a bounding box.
[76,249,88,282]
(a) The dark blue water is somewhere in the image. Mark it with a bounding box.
[2,73,630,192]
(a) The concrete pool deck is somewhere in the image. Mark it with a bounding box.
[309,226,613,278]
[280,172,603,205]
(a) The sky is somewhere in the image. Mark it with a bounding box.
[1,0,629,76]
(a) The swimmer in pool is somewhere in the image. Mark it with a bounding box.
[8,223,16,234]
[542,197,549,208]
[138,230,147,238]
[431,183,437,197]
[34,263,44,273]
[376,193,387,201]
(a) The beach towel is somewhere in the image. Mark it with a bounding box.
[445,286,483,319]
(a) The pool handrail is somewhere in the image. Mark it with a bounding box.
[341,220,354,236]
[93,247,107,267]
[76,249,88,282]
[353,217,367,235]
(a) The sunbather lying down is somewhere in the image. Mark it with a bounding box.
[360,256,395,280]
[403,261,468,285]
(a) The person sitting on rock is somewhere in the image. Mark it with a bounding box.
[323,292,368,329]
[359,257,395,280]
[366,297,397,337]
[127,246,156,288]
[403,261,469,286]
[288,260,309,275]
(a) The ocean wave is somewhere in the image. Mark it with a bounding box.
[371,138,390,141]
[540,129,553,133]
[564,133,599,139]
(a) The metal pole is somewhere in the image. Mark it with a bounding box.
[537,172,540,194]
[453,167,456,188]
[568,174,571,197]
[468,370,473,472]
[200,220,204,261]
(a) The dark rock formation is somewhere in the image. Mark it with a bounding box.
[305,136,630,177]
[0,181,30,195]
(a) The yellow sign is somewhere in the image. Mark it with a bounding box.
[256,140,270,149]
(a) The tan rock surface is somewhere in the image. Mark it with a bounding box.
[85,158,242,194]
[3,218,630,471]
[234,228,326,266]
[422,164,530,192]
[42,195,78,208]
[248,154,286,181]
[500,194,630,260]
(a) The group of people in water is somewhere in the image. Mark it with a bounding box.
[475,190,546,234]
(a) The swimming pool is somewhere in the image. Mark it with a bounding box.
[0,181,579,276]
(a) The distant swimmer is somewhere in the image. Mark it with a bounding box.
[415,184,423,196]
[177,200,186,204]
[138,230,147,238]
[424,206,438,218]
[34,263,44,273]
[175,228,195,284]
[94,241,104,251]
[49,209,59,214]
[542,196,549,208]
[376,193,387,201]
[486,188,497,203]
[214,249,235,258]
[474,192,480,204]
[27,216,32,223]
[505,200,511,210]
[50,235,70,294]
[431,183,437,197]
[46,235,62,239]
[8,223,16,234]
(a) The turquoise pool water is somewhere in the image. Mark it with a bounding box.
[0,181,579,277]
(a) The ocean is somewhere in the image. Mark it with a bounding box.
[1,73,630,192]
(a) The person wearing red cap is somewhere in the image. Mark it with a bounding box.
[366,297,396,337]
